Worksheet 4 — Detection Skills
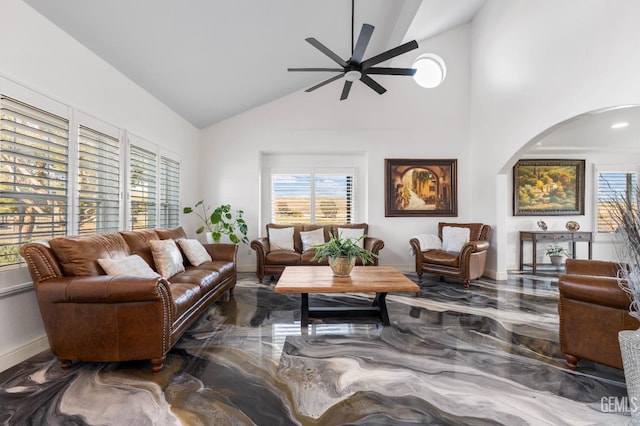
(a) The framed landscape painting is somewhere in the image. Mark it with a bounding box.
[385,158,457,217]
[513,159,585,216]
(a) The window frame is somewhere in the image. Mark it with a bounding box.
[593,163,640,241]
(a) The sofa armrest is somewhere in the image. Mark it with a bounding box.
[250,238,270,256]
[565,259,621,277]
[35,275,171,304]
[203,243,238,262]
[559,274,630,310]
[19,242,64,284]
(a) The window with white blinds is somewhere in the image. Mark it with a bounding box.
[130,144,157,230]
[271,172,354,224]
[0,95,69,270]
[77,125,120,234]
[160,156,180,228]
[597,171,638,233]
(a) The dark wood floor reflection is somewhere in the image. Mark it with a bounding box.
[0,272,630,425]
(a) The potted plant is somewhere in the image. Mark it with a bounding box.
[545,244,569,266]
[311,233,377,277]
[183,200,249,244]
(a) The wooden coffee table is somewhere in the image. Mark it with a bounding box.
[274,266,419,327]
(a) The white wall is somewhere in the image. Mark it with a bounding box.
[0,0,201,371]
[199,25,472,272]
[469,0,640,278]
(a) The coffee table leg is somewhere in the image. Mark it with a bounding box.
[301,293,309,328]
[373,292,390,326]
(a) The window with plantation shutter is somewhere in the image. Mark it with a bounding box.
[0,95,69,270]
[597,171,638,233]
[77,125,120,234]
[271,171,354,224]
[130,144,157,230]
[160,155,180,228]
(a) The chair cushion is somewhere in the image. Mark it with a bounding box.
[170,268,221,293]
[442,226,470,252]
[266,250,300,265]
[149,239,186,278]
[422,250,460,268]
[119,229,160,269]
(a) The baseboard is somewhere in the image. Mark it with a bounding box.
[0,335,49,373]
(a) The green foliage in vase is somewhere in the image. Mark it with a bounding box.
[545,245,569,257]
[311,233,377,265]
[183,200,249,244]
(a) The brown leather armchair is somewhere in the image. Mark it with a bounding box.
[409,222,491,288]
[559,259,639,370]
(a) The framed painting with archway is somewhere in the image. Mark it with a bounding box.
[385,158,458,217]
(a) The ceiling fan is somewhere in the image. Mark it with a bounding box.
[288,0,419,100]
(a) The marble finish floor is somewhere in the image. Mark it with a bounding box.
[0,271,631,425]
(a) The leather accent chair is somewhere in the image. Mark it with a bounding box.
[251,223,384,283]
[409,222,491,288]
[559,259,639,370]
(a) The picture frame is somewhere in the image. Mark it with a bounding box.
[385,158,457,217]
[513,159,585,216]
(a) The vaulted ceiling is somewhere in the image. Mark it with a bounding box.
[24,0,485,128]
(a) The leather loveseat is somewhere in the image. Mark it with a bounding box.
[250,223,384,283]
[559,259,639,370]
[19,227,237,373]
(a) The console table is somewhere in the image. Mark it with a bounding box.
[519,231,592,274]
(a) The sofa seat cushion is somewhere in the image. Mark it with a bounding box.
[193,260,235,281]
[49,233,130,276]
[266,250,300,265]
[301,249,327,265]
[170,268,221,293]
[170,283,202,318]
[422,250,460,268]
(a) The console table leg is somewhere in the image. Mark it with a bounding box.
[301,293,309,328]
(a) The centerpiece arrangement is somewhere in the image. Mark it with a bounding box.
[311,233,377,277]
[183,200,249,244]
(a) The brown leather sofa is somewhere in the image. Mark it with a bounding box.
[409,222,491,288]
[19,227,237,373]
[559,259,639,370]
[250,223,384,282]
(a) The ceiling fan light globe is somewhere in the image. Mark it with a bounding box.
[413,54,446,88]
[345,70,362,82]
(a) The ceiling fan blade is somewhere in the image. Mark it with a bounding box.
[340,81,353,100]
[365,67,416,76]
[288,68,345,72]
[350,24,374,65]
[360,74,386,95]
[306,38,348,67]
[305,73,345,92]
[360,40,419,70]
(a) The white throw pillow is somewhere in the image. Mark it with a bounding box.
[98,255,160,279]
[337,227,365,248]
[178,239,212,266]
[300,228,325,251]
[149,239,186,279]
[442,226,470,252]
[412,234,442,252]
[268,227,295,251]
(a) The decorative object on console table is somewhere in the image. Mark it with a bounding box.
[513,159,585,216]
[537,219,548,231]
[384,158,457,217]
[545,244,569,266]
[311,233,377,277]
[607,184,640,424]
[565,220,580,231]
[183,200,249,244]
